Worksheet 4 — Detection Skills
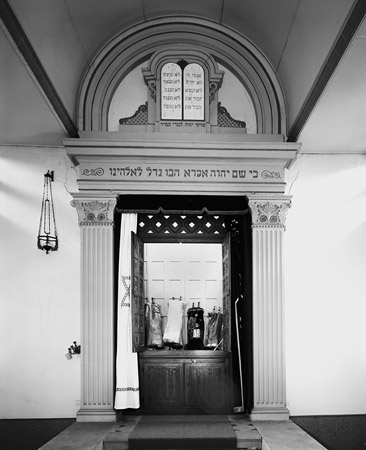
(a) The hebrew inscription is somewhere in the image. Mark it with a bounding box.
[161,63,182,120]
[81,164,282,183]
[161,62,204,121]
[183,63,204,121]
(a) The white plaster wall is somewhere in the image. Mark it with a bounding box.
[0,145,81,419]
[285,153,366,416]
[1,147,366,418]
[108,63,148,131]
[217,63,256,134]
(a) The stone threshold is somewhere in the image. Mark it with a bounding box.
[38,415,327,450]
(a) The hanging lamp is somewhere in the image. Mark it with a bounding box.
[37,170,58,254]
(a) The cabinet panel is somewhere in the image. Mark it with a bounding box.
[142,361,184,407]
[185,362,226,408]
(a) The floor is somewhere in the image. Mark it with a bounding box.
[36,415,328,450]
[291,415,366,450]
[3,414,364,449]
[0,418,76,450]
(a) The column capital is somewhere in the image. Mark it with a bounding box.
[70,192,117,226]
[247,194,292,228]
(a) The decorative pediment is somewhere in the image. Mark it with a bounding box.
[77,18,287,137]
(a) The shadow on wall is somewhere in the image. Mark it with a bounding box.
[291,415,366,450]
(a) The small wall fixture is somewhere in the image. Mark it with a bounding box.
[37,170,58,254]
[65,341,81,360]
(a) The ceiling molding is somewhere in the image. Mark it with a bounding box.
[287,0,366,143]
[0,0,79,138]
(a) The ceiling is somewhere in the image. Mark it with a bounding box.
[0,0,365,153]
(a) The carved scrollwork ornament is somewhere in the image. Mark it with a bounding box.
[147,80,156,101]
[209,81,220,102]
[249,198,291,229]
[81,167,104,176]
[71,198,117,226]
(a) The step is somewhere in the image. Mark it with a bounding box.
[228,415,262,449]
[102,415,262,450]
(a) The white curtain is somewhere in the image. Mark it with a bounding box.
[114,213,140,409]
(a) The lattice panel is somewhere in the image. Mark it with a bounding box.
[119,103,148,125]
[217,102,246,128]
[138,214,226,242]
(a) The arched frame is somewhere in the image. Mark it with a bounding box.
[141,47,224,127]
[77,17,287,137]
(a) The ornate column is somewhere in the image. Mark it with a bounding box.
[248,194,291,421]
[71,193,117,422]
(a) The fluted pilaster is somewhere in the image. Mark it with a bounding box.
[71,194,117,422]
[248,195,291,421]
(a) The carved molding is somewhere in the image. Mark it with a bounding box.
[248,196,291,228]
[71,198,117,226]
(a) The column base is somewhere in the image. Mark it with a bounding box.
[76,408,118,422]
[250,406,290,421]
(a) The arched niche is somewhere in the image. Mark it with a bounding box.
[78,17,287,137]
[141,48,224,128]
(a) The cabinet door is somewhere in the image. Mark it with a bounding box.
[131,232,145,352]
[222,232,231,351]
[185,360,227,410]
[142,361,184,408]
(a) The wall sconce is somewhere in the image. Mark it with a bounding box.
[65,341,81,360]
[37,170,58,254]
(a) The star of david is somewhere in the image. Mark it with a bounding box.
[121,275,131,306]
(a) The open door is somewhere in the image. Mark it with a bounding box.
[131,231,145,352]
[222,232,231,352]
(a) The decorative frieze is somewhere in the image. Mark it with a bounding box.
[65,139,299,194]
[78,163,283,184]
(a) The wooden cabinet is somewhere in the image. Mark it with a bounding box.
[139,350,231,413]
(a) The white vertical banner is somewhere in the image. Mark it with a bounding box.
[115,213,140,409]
